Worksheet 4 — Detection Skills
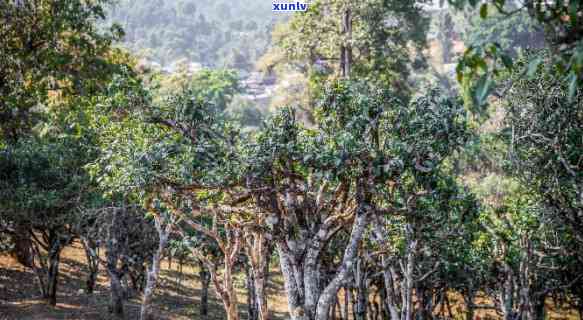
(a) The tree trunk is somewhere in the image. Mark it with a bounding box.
[199,262,211,318]
[177,258,183,293]
[140,255,160,320]
[381,264,400,320]
[275,182,371,320]
[106,239,125,318]
[370,296,380,320]
[203,250,241,320]
[27,229,61,304]
[11,224,34,268]
[351,288,357,320]
[401,233,417,320]
[222,259,240,320]
[372,217,401,320]
[445,291,454,319]
[379,284,389,320]
[254,260,270,320]
[530,294,545,320]
[246,265,259,320]
[215,267,241,320]
[518,238,546,320]
[359,292,369,320]
[45,242,62,306]
[438,12,453,64]
[246,239,271,320]
[108,270,125,319]
[277,244,306,320]
[354,259,367,320]
[304,249,321,320]
[340,7,352,78]
[81,238,99,294]
[415,284,432,320]
[500,263,515,320]
[341,287,349,320]
[225,300,240,320]
[315,205,370,320]
[140,222,170,320]
[463,289,476,320]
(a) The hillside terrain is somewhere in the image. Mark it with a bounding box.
[1,1,582,320]
[1,245,578,319]
[106,0,285,70]
[0,243,291,320]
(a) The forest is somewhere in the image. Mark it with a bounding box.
[105,0,281,70]
[0,1,582,320]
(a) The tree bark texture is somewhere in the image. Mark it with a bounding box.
[199,261,211,318]
[11,224,34,268]
[246,265,259,320]
[81,237,99,294]
[315,204,370,320]
[140,213,172,320]
[45,241,61,306]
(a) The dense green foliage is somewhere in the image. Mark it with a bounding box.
[0,0,126,142]
[280,1,428,86]
[452,0,583,105]
[263,0,430,116]
[461,7,545,56]
[1,1,583,319]
[505,55,583,249]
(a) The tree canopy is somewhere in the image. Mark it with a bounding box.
[1,1,583,320]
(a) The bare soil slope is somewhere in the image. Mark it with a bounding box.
[0,242,290,320]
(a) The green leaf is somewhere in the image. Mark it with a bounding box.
[476,59,488,72]
[456,63,465,83]
[494,0,506,9]
[567,73,578,102]
[500,54,513,69]
[569,1,579,27]
[474,74,493,106]
[526,57,542,78]
[480,4,488,19]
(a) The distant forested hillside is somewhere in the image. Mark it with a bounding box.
[107,0,284,70]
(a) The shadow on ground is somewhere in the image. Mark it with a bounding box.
[0,242,290,320]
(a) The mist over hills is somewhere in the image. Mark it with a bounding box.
[106,0,286,71]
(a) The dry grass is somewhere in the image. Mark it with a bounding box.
[441,292,578,320]
[0,242,290,320]
[0,243,578,319]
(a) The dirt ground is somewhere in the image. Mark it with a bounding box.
[0,242,579,320]
[0,242,290,320]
